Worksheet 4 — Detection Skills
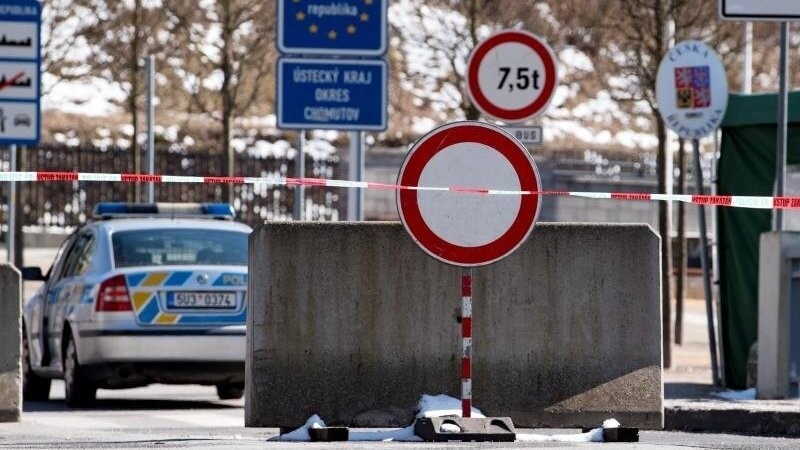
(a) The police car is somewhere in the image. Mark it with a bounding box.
[21,203,250,406]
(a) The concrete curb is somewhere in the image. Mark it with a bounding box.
[666,403,800,436]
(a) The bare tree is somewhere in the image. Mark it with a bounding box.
[165,0,275,202]
[593,0,741,367]
[41,0,95,95]
[79,0,169,201]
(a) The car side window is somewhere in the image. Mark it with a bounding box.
[66,233,96,278]
[45,234,79,287]
[55,231,94,282]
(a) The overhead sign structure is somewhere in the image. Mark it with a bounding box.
[277,57,387,131]
[0,0,40,146]
[397,121,541,267]
[655,40,728,140]
[277,0,387,57]
[719,0,800,20]
[466,30,558,123]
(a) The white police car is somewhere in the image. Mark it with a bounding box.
[21,203,251,406]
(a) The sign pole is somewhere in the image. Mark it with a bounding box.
[693,138,721,386]
[146,55,155,203]
[7,144,16,264]
[461,267,473,418]
[347,131,364,221]
[294,130,305,221]
[775,21,789,231]
[357,131,364,220]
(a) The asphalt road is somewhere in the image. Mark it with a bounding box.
[3,248,800,448]
[0,381,799,449]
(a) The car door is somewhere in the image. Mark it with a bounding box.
[29,233,77,369]
[41,231,94,369]
[47,230,96,370]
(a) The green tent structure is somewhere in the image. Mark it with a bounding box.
[718,92,800,389]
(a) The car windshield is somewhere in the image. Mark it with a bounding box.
[112,228,248,267]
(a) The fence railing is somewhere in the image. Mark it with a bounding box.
[0,143,342,231]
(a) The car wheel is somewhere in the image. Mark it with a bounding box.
[22,326,51,401]
[64,336,96,407]
[216,382,244,400]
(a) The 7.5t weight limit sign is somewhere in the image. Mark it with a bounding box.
[467,30,558,123]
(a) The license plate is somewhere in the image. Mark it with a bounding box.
[167,292,236,309]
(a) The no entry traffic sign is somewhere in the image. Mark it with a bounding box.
[466,30,558,123]
[397,121,541,267]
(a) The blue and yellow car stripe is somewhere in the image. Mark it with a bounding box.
[125,271,247,325]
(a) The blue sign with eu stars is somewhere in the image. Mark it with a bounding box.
[277,57,387,131]
[278,0,387,57]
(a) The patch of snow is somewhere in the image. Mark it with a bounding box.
[603,418,620,428]
[415,394,485,419]
[712,388,756,401]
[231,138,247,153]
[516,428,603,443]
[271,415,326,442]
[304,138,336,160]
[274,408,622,444]
[42,75,126,117]
[311,130,340,142]
[115,138,131,149]
[560,47,593,72]
[516,417,620,443]
[349,426,420,442]
[411,117,437,136]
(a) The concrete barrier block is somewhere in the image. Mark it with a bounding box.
[0,264,21,422]
[246,223,662,429]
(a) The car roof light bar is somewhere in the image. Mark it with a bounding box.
[93,203,235,220]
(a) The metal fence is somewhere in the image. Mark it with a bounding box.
[0,143,342,231]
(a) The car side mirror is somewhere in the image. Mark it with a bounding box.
[21,266,47,282]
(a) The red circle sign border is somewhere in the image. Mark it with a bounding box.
[466,30,558,123]
[397,121,542,267]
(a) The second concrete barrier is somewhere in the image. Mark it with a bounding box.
[246,223,662,429]
[0,264,21,422]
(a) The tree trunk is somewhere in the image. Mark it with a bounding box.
[131,0,143,203]
[657,115,672,368]
[221,0,234,204]
[131,101,140,203]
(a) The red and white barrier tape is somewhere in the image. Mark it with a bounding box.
[0,170,797,210]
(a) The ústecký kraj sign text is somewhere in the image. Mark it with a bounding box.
[655,40,728,141]
[277,58,387,131]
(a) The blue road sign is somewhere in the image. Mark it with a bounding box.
[0,0,40,146]
[278,0,387,57]
[278,57,387,131]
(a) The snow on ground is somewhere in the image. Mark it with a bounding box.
[271,394,619,443]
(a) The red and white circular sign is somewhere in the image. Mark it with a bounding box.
[397,121,542,267]
[466,30,558,123]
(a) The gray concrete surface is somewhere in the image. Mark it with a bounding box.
[665,298,800,437]
[0,264,21,422]
[246,222,662,429]
[757,232,800,399]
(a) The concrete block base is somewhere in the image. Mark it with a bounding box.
[246,223,663,429]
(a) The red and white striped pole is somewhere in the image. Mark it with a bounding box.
[461,268,473,418]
